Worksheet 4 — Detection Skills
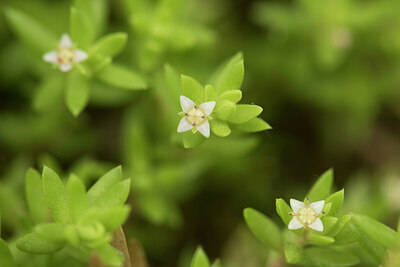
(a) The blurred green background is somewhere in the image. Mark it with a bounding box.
[1,0,400,266]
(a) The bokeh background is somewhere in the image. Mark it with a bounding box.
[1,0,400,266]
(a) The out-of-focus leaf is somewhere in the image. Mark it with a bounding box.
[276,198,292,225]
[36,223,67,243]
[306,169,333,202]
[87,166,122,204]
[183,131,205,149]
[96,206,131,232]
[190,247,210,267]
[210,53,244,94]
[90,33,127,58]
[70,7,95,49]
[0,239,16,267]
[91,179,131,209]
[234,118,271,132]
[210,119,231,137]
[284,243,304,264]
[16,232,65,254]
[205,85,217,102]
[66,70,90,117]
[214,100,236,121]
[243,208,282,251]
[181,75,204,103]
[308,233,335,246]
[67,174,88,222]
[25,168,50,223]
[96,64,147,90]
[220,90,242,103]
[228,104,263,124]
[210,259,221,267]
[42,166,69,223]
[304,247,360,266]
[96,243,124,267]
[33,74,64,113]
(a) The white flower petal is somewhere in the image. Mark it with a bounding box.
[180,95,195,112]
[43,51,58,63]
[196,120,210,138]
[199,101,216,116]
[309,218,324,232]
[290,199,305,213]
[75,49,88,62]
[288,217,303,230]
[177,117,193,133]
[310,200,325,214]
[59,33,73,48]
[59,64,73,72]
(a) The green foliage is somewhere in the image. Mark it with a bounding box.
[190,247,210,267]
[0,239,16,267]
[306,168,333,202]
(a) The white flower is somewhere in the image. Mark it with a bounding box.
[43,33,88,72]
[288,197,325,232]
[177,95,216,138]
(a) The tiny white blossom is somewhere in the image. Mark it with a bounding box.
[177,95,216,138]
[288,197,325,232]
[43,33,88,72]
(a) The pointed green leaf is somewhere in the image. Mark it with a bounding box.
[228,104,263,124]
[4,8,57,53]
[96,206,131,232]
[325,189,344,216]
[42,166,69,223]
[205,85,217,102]
[96,64,147,90]
[327,215,351,237]
[181,75,204,103]
[87,166,122,204]
[306,168,333,202]
[25,168,50,223]
[214,100,236,121]
[90,32,127,58]
[36,223,67,243]
[210,119,231,137]
[284,243,304,264]
[66,70,90,117]
[234,118,271,132]
[276,198,292,225]
[96,243,124,267]
[0,239,16,267]
[210,259,221,267]
[67,174,88,222]
[92,179,131,209]
[190,247,210,267]
[220,90,242,103]
[70,7,95,49]
[16,232,65,254]
[308,233,335,246]
[210,53,244,94]
[243,208,282,251]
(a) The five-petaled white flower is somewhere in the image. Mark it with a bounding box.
[177,95,216,138]
[288,197,325,232]
[43,33,88,72]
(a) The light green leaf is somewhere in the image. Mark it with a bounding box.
[96,206,131,232]
[67,174,88,222]
[42,166,69,223]
[276,198,292,225]
[96,64,147,90]
[16,232,65,254]
[90,32,127,58]
[205,85,217,102]
[306,168,333,202]
[308,233,335,246]
[66,70,90,117]
[327,215,351,237]
[325,189,344,216]
[33,75,64,113]
[96,243,124,267]
[234,118,271,132]
[91,179,131,209]
[284,243,304,264]
[214,100,236,121]
[321,216,338,234]
[25,168,50,223]
[210,259,221,267]
[190,247,210,267]
[210,53,244,94]
[36,223,67,243]
[183,132,205,149]
[228,104,263,124]
[181,75,204,103]
[243,208,282,251]
[87,166,122,204]
[219,90,242,103]
[349,222,386,264]
[304,247,360,267]
[210,119,231,137]
[70,7,95,49]
[0,239,16,267]
[4,8,57,53]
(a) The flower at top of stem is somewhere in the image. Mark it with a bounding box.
[43,33,88,72]
[288,197,325,232]
[177,95,216,138]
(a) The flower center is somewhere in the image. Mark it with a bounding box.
[297,207,318,225]
[58,48,75,64]
[186,106,206,126]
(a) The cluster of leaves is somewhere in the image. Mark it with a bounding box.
[244,169,400,266]
[16,166,130,266]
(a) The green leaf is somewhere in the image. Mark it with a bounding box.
[96,64,148,90]
[205,85,217,102]
[96,206,131,232]
[183,132,205,149]
[190,247,210,267]
[228,104,263,124]
[16,232,65,254]
[349,222,386,264]
[0,239,16,267]
[96,243,124,267]
[210,259,221,267]
[234,118,271,132]
[304,247,360,267]
[219,90,242,103]
[327,215,351,237]
[276,198,292,225]
[284,243,304,264]
[325,189,344,216]
[210,119,231,137]
[70,7,95,49]
[308,233,335,246]
[36,223,67,243]
[67,174,88,222]
[90,32,127,58]
[4,8,57,53]
[25,168,50,223]
[181,75,204,104]
[91,179,131,209]
[66,70,91,117]
[243,208,282,251]
[321,216,338,234]
[214,100,236,121]
[42,166,69,223]
[306,168,333,202]
[87,166,122,204]
[210,53,244,94]
[352,214,400,248]
[33,75,64,113]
